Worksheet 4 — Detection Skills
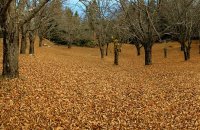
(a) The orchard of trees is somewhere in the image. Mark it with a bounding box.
[1,0,200,78]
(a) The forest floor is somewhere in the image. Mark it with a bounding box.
[0,38,200,129]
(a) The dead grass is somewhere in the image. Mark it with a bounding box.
[0,38,200,129]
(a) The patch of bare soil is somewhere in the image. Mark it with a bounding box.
[0,39,200,129]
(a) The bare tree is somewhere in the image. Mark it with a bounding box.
[0,0,50,78]
[80,0,115,58]
[61,8,81,48]
[129,37,143,56]
[162,0,200,60]
[38,0,64,47]
[118,0,163,65]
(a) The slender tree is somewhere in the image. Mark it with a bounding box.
[162,0,200,60]
[80,0,115,58]
[119,0,163,65]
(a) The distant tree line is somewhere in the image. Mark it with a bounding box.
[79,0,200,64]
[1,0,200,79]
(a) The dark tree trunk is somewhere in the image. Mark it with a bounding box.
[20,27,27,54]
[187,46,190,60]
[144,43,152,65]
[182,42,191,61]
[39,36,43,47]
[164,47,167,58]
[106,43,109,56]
[114,47,119,65]
[182,44,188,61]
[29,32,35,54]
[2,26,19,78]
[186,40,192,60]
[100,47,104,58]
[181,44,184,51]
[135,44,141,56]
[186,41,191,60]
[98,38,104,58]
[183,48,188,61]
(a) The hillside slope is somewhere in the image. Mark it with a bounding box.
[0,39,200,129]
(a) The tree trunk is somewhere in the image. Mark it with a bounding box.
[100,47,104,58]
[106,43,109,56]
[135,44,141,56]
[144,44,152,65]
[164,47,167,58]
[187,47,190,60]
[183,48,188,61]
[2,27,19,78]
[29,32,35,54]
[20,28,27,54]
[186,40,192,60]
[114,47,119,65]
[39,36,43,47]
[186,41,191,60]
[181,44,184,51]
[183,44,188,61]
[98,38,104,58]
[182,41,191,61]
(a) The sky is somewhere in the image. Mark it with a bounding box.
[65,0,118,18]
[65,0,85,17]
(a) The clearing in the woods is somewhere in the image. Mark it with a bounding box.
[0,38,200,129]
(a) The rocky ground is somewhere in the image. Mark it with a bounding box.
[0,39,200,129]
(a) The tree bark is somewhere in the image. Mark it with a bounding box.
[20,27,27,54]
[183,48,188,61]
[144,43,152,65]
[164,47,167,58]
[181,42,191,61]
[2,26,19,78]
[180,44,184,51]
[100,47,104,58]
[135,44,141,56]
[186,40,192,60]
[0,0,50,78]
[106,43,109,56]
[98,37,104,58]
[186,46,190,60]
[114,46,119,65]
[29,32,35,54]
[182,44,188,61]
[39,36,43,47]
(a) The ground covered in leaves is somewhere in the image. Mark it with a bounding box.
[0,38,200,129]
